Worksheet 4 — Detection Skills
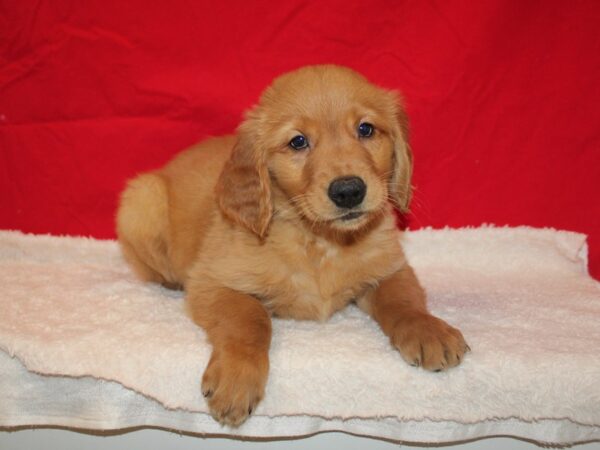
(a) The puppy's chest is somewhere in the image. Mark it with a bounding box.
[263,234,401,321]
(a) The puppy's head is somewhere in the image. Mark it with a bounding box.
[217,65,412,239]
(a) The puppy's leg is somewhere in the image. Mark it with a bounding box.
[116,173,179,287]
[188,287,271,427]
[358,265,469,371]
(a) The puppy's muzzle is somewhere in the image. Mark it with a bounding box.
[328,176,367,209]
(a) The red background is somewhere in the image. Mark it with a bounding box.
[1,1,599,278]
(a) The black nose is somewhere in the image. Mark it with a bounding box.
[328,176,367,209]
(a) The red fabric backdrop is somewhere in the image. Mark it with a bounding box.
[1,0,599,278]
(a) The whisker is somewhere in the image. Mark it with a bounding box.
[273,193,309,218]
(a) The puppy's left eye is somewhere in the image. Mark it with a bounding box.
[358,122,374,138]
[289,135,309,150]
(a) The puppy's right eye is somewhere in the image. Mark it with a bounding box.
[289,135,308,150]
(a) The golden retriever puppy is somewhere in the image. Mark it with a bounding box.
[116,65,468,426]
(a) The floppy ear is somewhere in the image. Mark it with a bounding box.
[388,99,414,213]
[215,121,272,238]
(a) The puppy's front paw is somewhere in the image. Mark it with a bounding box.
[391,312,469,371]
[201,350,268,427]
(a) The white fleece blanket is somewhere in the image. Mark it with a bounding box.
[0,227,599,445]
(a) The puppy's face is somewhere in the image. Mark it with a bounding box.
[217,65,412,238]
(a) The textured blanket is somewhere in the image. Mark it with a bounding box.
[0,227,599,445]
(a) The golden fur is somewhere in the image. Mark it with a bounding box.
[116,65,468,426]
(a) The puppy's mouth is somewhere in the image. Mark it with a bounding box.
[339,211,364,221]
[329,210,371,227]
